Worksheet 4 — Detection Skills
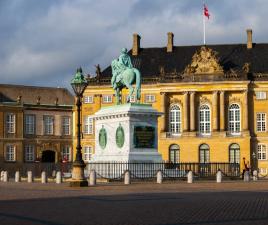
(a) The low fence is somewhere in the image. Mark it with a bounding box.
[0,162,72,177]
[0,162,240,180]
[86,162,240,180]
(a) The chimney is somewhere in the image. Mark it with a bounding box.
[246,29,253,49]
[167,32,174,52]
[132,33,141,56]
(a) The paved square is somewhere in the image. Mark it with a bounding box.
[1,180,268,225]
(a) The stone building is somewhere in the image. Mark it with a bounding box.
[79,29,268,175]
[0,84,74,168]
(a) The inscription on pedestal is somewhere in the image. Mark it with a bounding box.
[134,126,155,148]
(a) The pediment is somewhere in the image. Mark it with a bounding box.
[184,46,224,75]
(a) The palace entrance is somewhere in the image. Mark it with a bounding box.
[41,150,56,162]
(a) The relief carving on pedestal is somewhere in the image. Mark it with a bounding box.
[184,46,223,74]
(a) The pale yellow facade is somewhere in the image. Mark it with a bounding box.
[77,79,268,173]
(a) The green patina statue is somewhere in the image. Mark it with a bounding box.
[111,48,141,104]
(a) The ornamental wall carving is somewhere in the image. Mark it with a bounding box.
[199,96,211,105]
[170,98,182,105]
[184,46,224,75]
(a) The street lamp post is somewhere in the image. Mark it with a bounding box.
[70,67,88,187]
[252,151,257,172]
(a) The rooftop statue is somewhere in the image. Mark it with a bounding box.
[111,48,141,104]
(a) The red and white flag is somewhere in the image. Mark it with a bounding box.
[204,4,210,19]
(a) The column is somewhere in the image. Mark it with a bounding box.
[160,92,167,132]
[220,91,225,131]
[190,91,195,131]
[183,92,189,132]
[212,91,218,131]
[243,90,249,130]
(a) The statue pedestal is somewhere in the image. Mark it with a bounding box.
[91,103,163,162]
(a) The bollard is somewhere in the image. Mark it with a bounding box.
[56,171,62,184]
[41,171,47,184]
[124,170,131,185]
[27,171,33,183]
[244,171,250,182]
[253,170,258,181]
[3,171,9,182]
[156,170,163,184]
[15,171,21,182]
[0,171,4,181]
[52,170,56,177]
[89,170,96,186]
[187,171,193,183]
[216,170,222,183]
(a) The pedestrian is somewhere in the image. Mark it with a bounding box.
[242,157,246,179]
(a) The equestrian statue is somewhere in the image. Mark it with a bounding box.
[111,48,141,104]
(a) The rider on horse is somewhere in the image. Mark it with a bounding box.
[111,48,133,89]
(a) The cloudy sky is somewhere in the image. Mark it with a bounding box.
[0,0,267,89]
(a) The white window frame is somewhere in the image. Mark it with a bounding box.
[229,144,240,163]
[62,116,71,135]
[256,91,267,100]
[25,114,35,135]
[258,144,267,160]
[83,146,93,162]
[199,144,210,163]
[6,113,15,134]
[145,94,156,103]
[102,95,112,103]
[84,116,93,134]
[44,115,54,135]
[257,113,266,132]
[228,104,241,135]
[5,144,16,162]
[24,144,35,162]
[199,104,211,135]
[84,96,94,104]
[169,105,182,134]
[169,144,180,163]
[62,146,72,162]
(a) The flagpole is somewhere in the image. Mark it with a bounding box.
[203,2,206,45]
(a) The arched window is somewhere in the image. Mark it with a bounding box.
[229,104,241,134]
[169,105,181,134]
[199,105,211,134]
[199,144,210,163]
[229,143,240,163]
[169,144,180,163]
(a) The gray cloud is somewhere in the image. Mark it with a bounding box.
[0,0,267,89]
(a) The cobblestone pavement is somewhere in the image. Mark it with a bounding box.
[1,180,268,225]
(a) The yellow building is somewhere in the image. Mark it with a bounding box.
[0,84,74,172]
[79,29,268,176]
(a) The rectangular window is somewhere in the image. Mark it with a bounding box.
[145,94,156,103]
[256,91,267,100]
[62,146,72,162]
[83,146,92,162]
[5,145,15,161]
[25,114,35,135]
[62,116,71,135]
[257,113,266,132]
[84,96,94,104]
[44,115,54,135]
[258,144,267,160]
[84,116,93,134]
[6,113,15,133]
[102,95,112,103]
[25,145,35,162]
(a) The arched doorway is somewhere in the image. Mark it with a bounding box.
[41,150,55,162]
